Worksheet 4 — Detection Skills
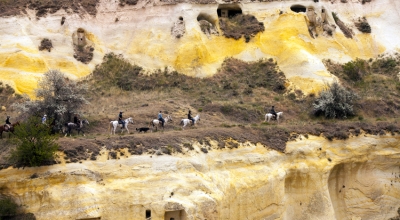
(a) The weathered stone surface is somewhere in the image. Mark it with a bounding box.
[1,0,398,97]
[0,135,399,219]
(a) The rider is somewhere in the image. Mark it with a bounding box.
[188,110,195,125]
[42,114,47,124]
[270,106,277,119]
[119,111,125,128]
[73,114,80,128]
[4,116,11,131]
[158,111,165,127]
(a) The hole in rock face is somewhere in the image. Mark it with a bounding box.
[164,210,186,220]
[197,13,216,25]
[290,5,306,13]
[179,16,183,21]
[146,210,151,218]
[217,4,242,18]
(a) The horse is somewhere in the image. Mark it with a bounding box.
[180,114,200,129]
[151,115,172,131]
[265,112,283,123]
[63,119,89,137]
[109,117,134,135]
[0,121,20,138]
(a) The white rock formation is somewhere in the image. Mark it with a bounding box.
[0,0,399,96]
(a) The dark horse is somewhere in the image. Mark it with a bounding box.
[63,119,89,137]
[0,121,20,138]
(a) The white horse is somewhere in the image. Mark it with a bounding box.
[109,117,134,135]
[265,112,283,123]
[151,115,172,131]
[180,114,200,129]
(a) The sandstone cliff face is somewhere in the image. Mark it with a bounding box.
[0,134,399,220]
[1,0,399,96]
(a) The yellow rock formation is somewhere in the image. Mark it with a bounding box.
[0,0,392,97]
[0,134,399,219]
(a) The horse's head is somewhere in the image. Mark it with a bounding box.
[167,115,172,122]
[83,119,89,125]
[128,117,134,123]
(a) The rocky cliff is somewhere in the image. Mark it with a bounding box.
[1,0,400,219]
[0,134,399,219]
[1,0,399,96]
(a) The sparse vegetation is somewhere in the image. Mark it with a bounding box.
[342,58,369,81]
[313,82,358,119]
[12,70,89,127]
[0,0,99,17]
[0,196,18,218]
[355,17,371,33]
[38,38,53,52]
[10,116,59,167]
[219,14,265,42]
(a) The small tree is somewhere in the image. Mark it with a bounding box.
[10,116,59,167]
[13,70,89,126]
[342,58,368,81]
[0,196,18,218]
[313,82,358,119]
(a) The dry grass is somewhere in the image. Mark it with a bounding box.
[1,54,400,166]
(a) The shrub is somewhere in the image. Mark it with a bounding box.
[313,82,358,119]
[38,38,53,52]
[342,58,368,81]
[355,17,371,33]
[12,70,89,126]
[10,116,59,167]
[0,196,18,217]
[219,14,264,42]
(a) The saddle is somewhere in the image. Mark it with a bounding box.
[3,124,11,131]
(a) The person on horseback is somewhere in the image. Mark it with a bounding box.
[4,116,11,131]
[119,111,125,128]
[188,110,195,125]
[73,114,81,128]
[158,111,165,127]
[42,114,47,124]
[270,106,277,120]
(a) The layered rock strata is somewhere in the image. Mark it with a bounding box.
[0,134,399,219]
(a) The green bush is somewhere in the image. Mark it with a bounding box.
[0,196,18,217]
[342,58,368,81]
[313,82,358,119]
[10,116,59,167]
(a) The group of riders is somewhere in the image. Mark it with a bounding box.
[117,109,196,128]
[3,106,278,132]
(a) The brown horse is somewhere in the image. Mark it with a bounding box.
[0,121,20,138]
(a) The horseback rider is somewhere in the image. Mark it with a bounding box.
[73,114,80,128]
[42,114,47,124]
[158,111,165,127]
[118,111,125,128]
[4,116,11,131]
[188,110,195,125]
[270,106,277,119]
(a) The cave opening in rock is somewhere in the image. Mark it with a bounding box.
[217,4,242,18]
[197,13,216,26]
[146,210,151,218]
[164,210,186,220]
[290,5,306,13]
